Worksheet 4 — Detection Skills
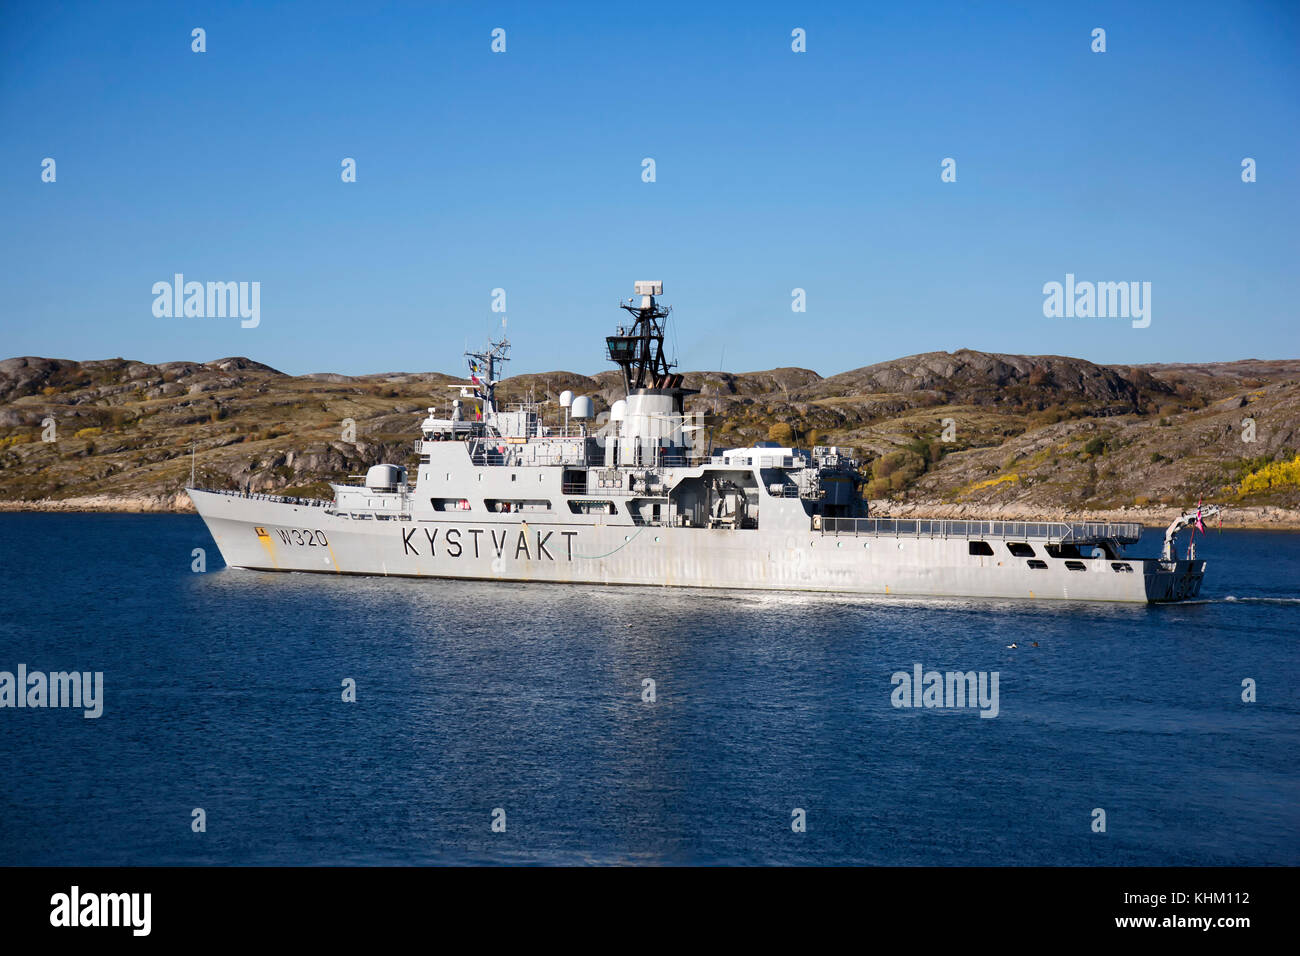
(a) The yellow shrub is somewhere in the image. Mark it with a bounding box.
[74,427,103,439]
[1239,454,1300,496]
[964,473,1020,495]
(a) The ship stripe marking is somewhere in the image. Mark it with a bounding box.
[571,527,635,559]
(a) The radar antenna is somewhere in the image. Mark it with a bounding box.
[607,281,677,393]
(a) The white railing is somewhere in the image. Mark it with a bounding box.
[200,488,332,508]
[818,517,1143,543]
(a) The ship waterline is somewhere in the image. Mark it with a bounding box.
[191,281,1216,604]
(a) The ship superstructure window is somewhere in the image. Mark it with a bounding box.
[1046,543,1083,559]
[486,499,551,513]
[1007,542,1036,557]
[1027,559,1048,569]
[562,469,588,495]
[568,499,615,515]
[430,497,472,511]
[1111,562,1134,573]
[1064,560,1087,571]
[968,541,994,556]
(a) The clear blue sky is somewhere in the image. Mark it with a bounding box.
[2,0,1297,377]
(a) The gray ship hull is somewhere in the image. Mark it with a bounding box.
[190,489,1206,604]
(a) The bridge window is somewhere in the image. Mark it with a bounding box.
[1007,542,1036,557]
[969,541,994,556]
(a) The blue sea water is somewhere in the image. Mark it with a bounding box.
[0,513,1296,866]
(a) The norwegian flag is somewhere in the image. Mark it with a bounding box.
[1195,499,1206,535]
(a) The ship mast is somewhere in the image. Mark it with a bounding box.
[607,281,675,393]
[465,333,510,423]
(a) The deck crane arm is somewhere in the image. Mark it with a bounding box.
[1162,503,1222,560]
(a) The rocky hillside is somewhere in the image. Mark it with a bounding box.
[1,351,1297,523]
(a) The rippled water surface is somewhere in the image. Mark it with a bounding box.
[0,514,1296,865]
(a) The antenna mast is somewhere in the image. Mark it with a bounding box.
[465,333,511,422]
[607,281,676,393]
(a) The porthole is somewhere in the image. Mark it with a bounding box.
[654,536,660,543]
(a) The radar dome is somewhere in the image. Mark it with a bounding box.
[571,395,595,420]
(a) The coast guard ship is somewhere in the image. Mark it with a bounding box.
[190,282,1217,603]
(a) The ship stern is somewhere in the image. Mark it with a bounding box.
[1144,559,1207,603]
